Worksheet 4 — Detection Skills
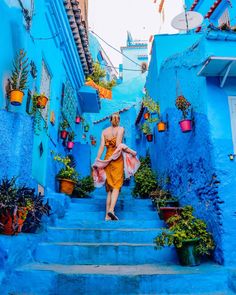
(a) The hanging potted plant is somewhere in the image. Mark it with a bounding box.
[67,131,75,150]
[175,95,192,132]
[60,119,69,139]
[53,154,78,195]
[9,49,29,106]
[84,123,89,132]
[155,206,215,266]
[75,115,81,124]
[157,120,167,132]
[91,136,96,146]
[143,111,150,120]
[35,92,49,109]
[142,122,153,142]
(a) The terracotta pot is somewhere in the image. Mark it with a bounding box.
[61,130,68,139]
[144,112,150,120]
[67,141,74,149]
[179,119,192,133]
[59,179,76,195]
[159,207,182,223]
[75,116,81,124]
[146,134,153,142]
[91,140,96,146]
[157,121,166,132]
[10,89,24,106]
[0,208,27,235]
[36,95,48,109]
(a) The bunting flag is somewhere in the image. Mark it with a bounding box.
[85,79,112,100]
[158,0,165,13]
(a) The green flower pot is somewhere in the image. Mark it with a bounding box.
[176,238,201,266]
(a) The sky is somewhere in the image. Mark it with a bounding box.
[88,0,185,67]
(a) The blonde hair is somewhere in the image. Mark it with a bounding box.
[110,113,120,127]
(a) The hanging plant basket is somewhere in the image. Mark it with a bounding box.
[58,178,76,195]
[157,121,166,132]
[67,141,74,149]
[60,130,68,139]
[179,119,192,133]
[10,89,24,106]
[75,116,81,124]
[144,112,150,120]
[146,134,153,142]
[36,95,48,109]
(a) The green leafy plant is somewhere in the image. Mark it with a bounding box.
[143,92,160,115]
[60,119,69,131]
[132,155,158,198]
[141,122,152,135]
[73,176,95,198]
[68,131,75,142]
[10,49,29,91]
[155,205,215,256]
[87,63,116,90]
[175,95,191,119]
[53,153,78,182]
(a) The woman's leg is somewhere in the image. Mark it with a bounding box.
[109,188,120,214]
[105,191,112,220]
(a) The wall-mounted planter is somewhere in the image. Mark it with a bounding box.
[159,207,182,223]
[144,112,150,120]
[179,119,192,133]
[75,116,81,124]
[67,141,74,149]
[58,178,76,195]
[36,95,48,109]
[157,121,166,132]
[91,139,96,146]
[10,89,24,106]
[146,134,153,142]
[60,130,68,139]
[84,125,89,132]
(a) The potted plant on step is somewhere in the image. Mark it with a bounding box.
[142,122,153,142]
[72,176,95,198]
[9,49,29,106]
[155,205,215,266]
[175,95,192,132]
[67,131,75,149]
[60,119,69,140]
[53,153,78,195]
[132,155,158,198]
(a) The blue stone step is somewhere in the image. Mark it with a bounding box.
[46,227,160,243]
[5,263,229,295]
[55,219,164,228]
[34,242,178,265]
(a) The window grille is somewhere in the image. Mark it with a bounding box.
[218,8,230,26]
[40,60,51,121]
[62,79,77,131]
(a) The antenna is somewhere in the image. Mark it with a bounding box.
[171,11,204,32]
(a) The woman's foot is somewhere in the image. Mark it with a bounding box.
[105,215,112,221]
[108,211,119,221]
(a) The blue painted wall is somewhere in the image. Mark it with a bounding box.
[146,29,236,265]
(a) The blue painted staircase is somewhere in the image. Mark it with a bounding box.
[2,187,232,294]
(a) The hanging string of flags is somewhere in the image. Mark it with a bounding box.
[93,103,136,124]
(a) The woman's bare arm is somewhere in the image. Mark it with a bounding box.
[96,132,105,159]
[116,127,124,146]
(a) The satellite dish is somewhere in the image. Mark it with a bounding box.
[171,11,203,31]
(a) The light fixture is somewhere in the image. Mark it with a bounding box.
[228,154,236,161]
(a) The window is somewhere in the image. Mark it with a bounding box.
[218,8,230,26]
[40,60,51,121]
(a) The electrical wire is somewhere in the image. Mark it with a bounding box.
[90,30,143,68]
[94,61,147,72]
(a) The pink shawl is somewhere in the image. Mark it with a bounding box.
[92,143,140,188]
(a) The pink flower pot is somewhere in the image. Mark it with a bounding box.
[75,116,81,124]
[67,141,74,149]
[61,130,68,139]
[179,119,192,133]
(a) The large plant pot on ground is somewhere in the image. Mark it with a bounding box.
[179,119,192,133]
[58,179,76,195]
[10,90,24,106]
[0,209,26,235]
[159,207,182,223]
[176,238,201,266]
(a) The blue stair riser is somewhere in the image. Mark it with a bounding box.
[35,243,178,265]
[55,219,165,228]
[46,228,161,243]
[71,198,154,207]
[68,203,156,212]
[6,268,229,295]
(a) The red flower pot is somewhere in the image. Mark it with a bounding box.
[91,140,96,146]
[61,130,68,139]
[146,134,153,142]
[144,112,150,120]
[159,207,182,224]
[67,141,74,149]
[75,116,81,124]
[179,119,192,133]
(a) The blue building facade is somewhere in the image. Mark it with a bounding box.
[145,0,236,265]
[0,0,100,192]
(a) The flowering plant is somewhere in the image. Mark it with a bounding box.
[53,153,78,182]
[175,95,191,119]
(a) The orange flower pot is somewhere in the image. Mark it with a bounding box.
[91,140,96,146]
[36,95,48,109]
[157,121,166,132]
[144,112,150,120]
[10,89,24,106]
[59,179,76,195]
